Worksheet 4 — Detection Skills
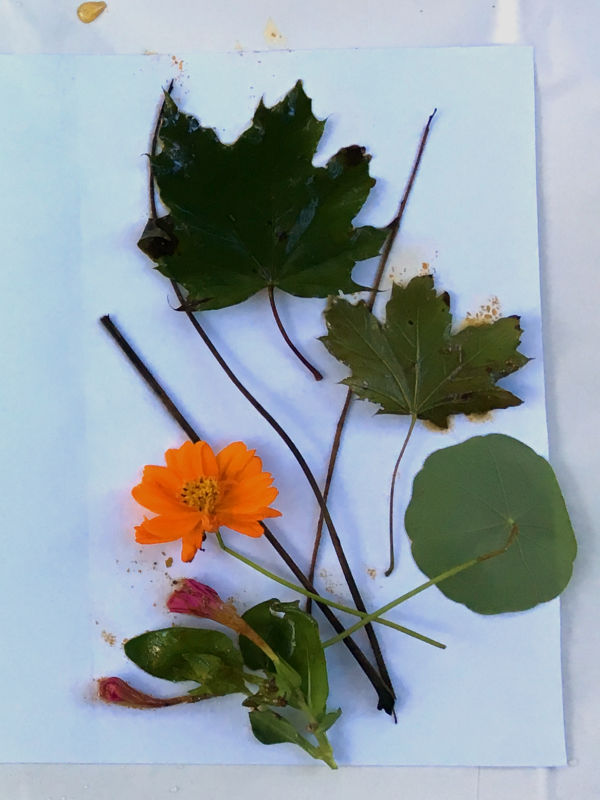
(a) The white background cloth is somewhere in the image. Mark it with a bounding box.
[0,1,598,798]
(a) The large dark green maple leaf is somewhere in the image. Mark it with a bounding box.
[139,81,387,311]
[321,274,530,429]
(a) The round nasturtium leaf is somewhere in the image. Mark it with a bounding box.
[404,434,577,614]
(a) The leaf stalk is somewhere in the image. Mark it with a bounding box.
[267,285,323,381]
[386,414,418,577]
[323,524,519,647]
[215,531,445,648]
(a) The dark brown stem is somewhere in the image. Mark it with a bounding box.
[305,389,352,615]
[262,525,395,713]
[306,109,437,604]
[267,285,323,381]
[170,282,395,712]
[101,310,395,714]
[366,109,437,313]
[386,415,417,577]
[99,315,199,443]
[150,82,395,712]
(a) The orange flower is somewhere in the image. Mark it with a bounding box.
[132,440,281,562]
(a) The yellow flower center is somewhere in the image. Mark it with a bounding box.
[179,477,220,513]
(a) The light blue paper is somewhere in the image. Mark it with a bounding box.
[0,48,566,765]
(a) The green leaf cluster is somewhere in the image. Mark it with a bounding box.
[123,601,340,768]
[140,81,387,311]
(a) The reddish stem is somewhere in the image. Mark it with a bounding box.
[306,109,437,607]
[268,285,323,381]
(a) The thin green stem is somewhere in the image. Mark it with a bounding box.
[385,414,418,577]
[323,524,519,647]
[215,532,445,649]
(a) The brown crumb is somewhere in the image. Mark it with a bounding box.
[367,568,377,580]
[467,410,495,424]
[171,55,184,72]
[101,630,116,646]
[462,296,502,328]
[165,557,173,568]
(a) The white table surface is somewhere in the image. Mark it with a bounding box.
[0,1,598,798]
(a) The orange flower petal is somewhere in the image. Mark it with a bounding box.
[181,529,207,562]
[260,506,282,519]
[142,464,181,492]
[219,480,278,512]
[132,467,186,515]
[216,442,261,481]
[141,512,203,540]
[135,519,182,544]
[191,441,219,478]
[221,517,265,538]
[165,440,216,480]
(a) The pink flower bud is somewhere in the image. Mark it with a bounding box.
[167,579,278,662]
[98,677,203,708]
[99,677,169,708]
[167,578,226,619]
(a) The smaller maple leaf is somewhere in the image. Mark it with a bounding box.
[320,274,530,429]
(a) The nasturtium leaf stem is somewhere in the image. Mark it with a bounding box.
[307,109,437,604]
[99,310,395,710]
[323,524,519,648]
[267,284,323,381]
[386,414,418,577]
[215,531,445,649]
